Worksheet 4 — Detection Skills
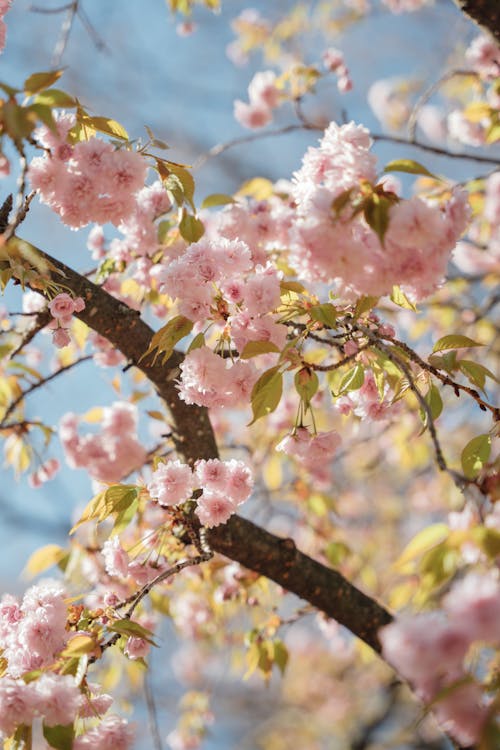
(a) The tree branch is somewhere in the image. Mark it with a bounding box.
[454,0,500,44]
[9,235,393,653]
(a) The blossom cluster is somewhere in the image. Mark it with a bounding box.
[151,231,287,409]
[0,580,134,746]
[147,457,253,528]
[322,47,352,93]
[276,427,342,488]
[380,571,500,745]
[47,291,86,348]
[234,70,281,129]
[289,121,470,300]
[0,0,11,55]
[59,401,146,483]
[28,115,148,229]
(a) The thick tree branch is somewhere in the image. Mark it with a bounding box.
[9,235,393,653]
[454,0,500,43]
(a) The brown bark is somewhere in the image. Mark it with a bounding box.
[8,236,393,653]
[454,0,500,43]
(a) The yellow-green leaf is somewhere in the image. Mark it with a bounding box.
[461,434,491,479]
[383,158,440,181]
[395,523,449,570]
[240,340,280,359]
[24,69,64,95]
[337,363,364,395]
[390,285,417,311]
[141,315,193,365]
[24,544,67,577]
[179,210,204,243]
[80,115,128,140]
[42,723,74,750]
[33,89,76,108]
[249,366,283,425]
[432,335,482,353]
[62,634,97,657]
[201,193,235,209]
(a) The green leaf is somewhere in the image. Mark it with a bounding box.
[272,639,289,675]
[308,303,337,328]
[24,69,65,95]
[33,89,76,108]
[179,210,205,243]
[432,335,482,353]
[240,340,280,359]
[187,332,205,353]
[141,315,193,365]
[363,194,391,245]
[249,366,283,425]
[472,527,500,559]
[461,434,491,479]
[70,485,138,532]
[458,360,499,390]
[42,723,74,750]
[354,295,379,318]
[294,368,319,406]
[201,193,235,209]
[325,541,350,566]
[383,158,440,180]
[108,619,157,645]
[163,161,195,210]
[80,115,128,140]
[337,363,365,395]
[28,103,58,134]
[112,496,139,536]
[424,384,443,421]
[390,285,417,311]
[395,523,449,570]
[280,280,306,295]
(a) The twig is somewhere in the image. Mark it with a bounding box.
[6,310,51,361]
[407,69,478,142]
[144,667,163,750]
[0,355,92,426]
[380,334,499,421]
[195,122,500,170]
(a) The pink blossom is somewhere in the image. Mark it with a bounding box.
[234,99,273,129]
[225,459,254,504]
[443,572,500,643]
[0,678,37,737]
[322,48,344,72]
[195,459,229,493]
[148,459,195,507]
[196,491,236,528]
[248,71,280,109]
[124,636,150,660]
[49,293,77,319]
[73,715,134,750]
[34,672,81,727]
[466,34,500,81]
[102,536,130,579]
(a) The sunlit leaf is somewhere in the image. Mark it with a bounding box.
[249,366,283,425]
[461,434,491,479]
[432,335,482,353]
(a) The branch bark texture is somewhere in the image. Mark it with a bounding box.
[454,0,500,43]
[10,236,393,653]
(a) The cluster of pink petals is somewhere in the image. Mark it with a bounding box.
[59,401,147,483]
[28,457,60,488]
[379,571,500,745]
[276,428,341,488]
[335,370,400,420]
[0,581,68,680]
[73,715,134,750]
[466,34,500,81]
[0,673,81,737]
[276,428,342,470]
[177,346,258,409]
[381,0,431,11]
[234,70,281,129]
[28,118,148,229]
[322,48,353,93]
[289,121,470,299]
[147,457,253,528]
[0,0,11,54]
[47,292,85,348]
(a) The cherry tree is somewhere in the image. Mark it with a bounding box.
[0,1,499,748]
